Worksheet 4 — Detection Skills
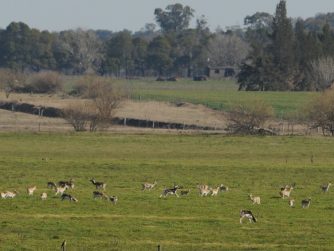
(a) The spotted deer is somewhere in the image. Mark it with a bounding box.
[240,210,257,224]
[279,185,294,199]
[3,190,17,199]
[198,184,211,196]
[61,193,78,202]
[142,181,157,191]
[27,186,37,196]
[321,182,332,193]
[90,178,106,190]
[58,179,74,189]
[301,198,311,208]
[109,196,118,204]
[160,185,179,198]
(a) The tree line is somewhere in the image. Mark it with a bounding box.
[0,1,333,91]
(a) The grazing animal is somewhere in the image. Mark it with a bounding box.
[198,185,211,196]
[109,196,118,204]
[58,179,74,189]
[180,189,190,196]
[4,190,17,199]
[240,210,257,224]
[321,182,332,193]
[90,178,106,190]
[1,192,7,199]
[27,186,37,196]
[160,185,179,198]
[219,184,229,192]
[211,186,221,196]
[61,240,66,251]
[301,198,311,208]
[55,185,68,196]
[249,194,261,204]
[142,181,157,191]
[61,193,78,202]
[289,198,295,207]
[47,181,57,189]
[41,192,47,200]
[93,191,108,200]
[280,186,294,199]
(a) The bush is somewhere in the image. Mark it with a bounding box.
[19,71,63,94]
[228,99,274,134]
[307,89,334,136]
[0,68,26,98]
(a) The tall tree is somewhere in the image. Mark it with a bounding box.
[154,4,194,33]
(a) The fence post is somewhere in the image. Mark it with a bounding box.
[124,118,127,126]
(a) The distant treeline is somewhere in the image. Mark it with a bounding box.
[0,1,333,90]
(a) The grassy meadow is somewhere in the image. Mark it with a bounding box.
[123,79,319,116]
[0,132,334,250]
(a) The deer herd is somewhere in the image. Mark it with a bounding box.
[1,178,332,224]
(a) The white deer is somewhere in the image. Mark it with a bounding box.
[280,186,294,199]
[249,194,261,204]
[55,185,68,196]
[211,186,221,196]
[41,192,47,200]
[198,184,211,196]
[4,190,17,198]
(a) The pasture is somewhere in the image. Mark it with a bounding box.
[0,132,334,250]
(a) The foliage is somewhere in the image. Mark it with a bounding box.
[20,71,63,93]
[227,98,274,134]
[62,101,96,131]
[307,88,334,135]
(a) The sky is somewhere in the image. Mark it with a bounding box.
[0,0,333,32]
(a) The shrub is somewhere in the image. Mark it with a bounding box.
[228,99,274,134]
[21,71,63,93]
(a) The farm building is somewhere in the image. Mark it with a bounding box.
[205,66,237,79]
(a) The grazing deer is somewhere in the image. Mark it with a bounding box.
[27,186,37,196]
[321,182,332,193]
[109,196,118,204]
[93,191,108,200]
[142,181,157,191]
[160,185,179,198]
[180,189,190,196]
[55,185,68,196]
[249,194,261,204]
[211,186,221,196]
[240,210,257,224]
[58,179,74,189]
[219,184,229,192]
[41,192,47,200]
[279,186,294,199]
[90,178,106,190]
[1,192,7,199]
[61,193,78,202]
[198,185,211,196]
[289,198,295,207]
[4,190,17,199]
[301,198,311,208]
[47,181,57,189]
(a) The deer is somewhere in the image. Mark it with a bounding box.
[93,191,108,200]
[109,196,118,204]
[61,193,78,202]
[41,192,47,200]
[1,192,7,199]
[240,210,257,224]
[47,181,57,189]
[249,194,261,204]
[321,182,332,193]
[4,190,17,199]
[142,181,157,191]
[289,198,295,207]
[211,186,221,196]
[301,198,311,208]
[198,184,211,196]
[27,186,37,196]
[160,185,179,198]
[90,178,106,190]
[219,184,229,192]
[58,179,74,189]
[55,185,68,196]
[279,185,294,199]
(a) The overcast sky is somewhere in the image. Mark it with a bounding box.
[0,0,333,32]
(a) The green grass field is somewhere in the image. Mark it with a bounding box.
[123,79,319,117]
[1,132,334,250]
